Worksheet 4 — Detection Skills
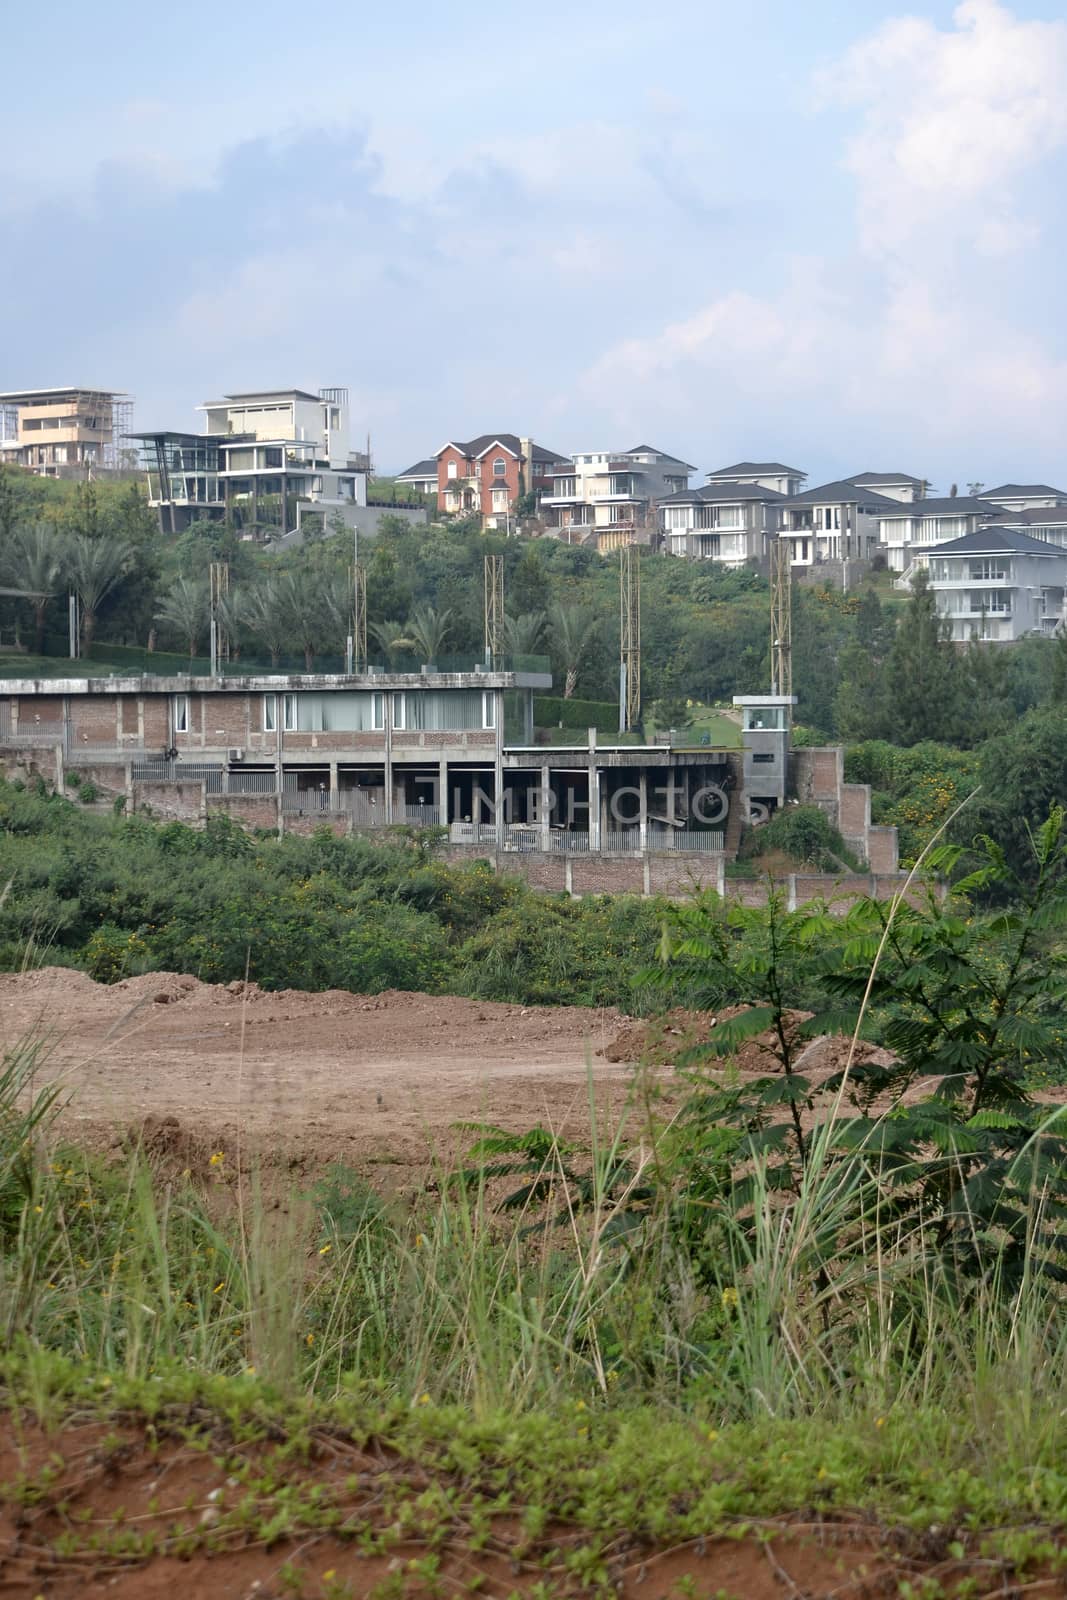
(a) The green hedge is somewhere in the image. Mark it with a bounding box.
[533,695,618,730]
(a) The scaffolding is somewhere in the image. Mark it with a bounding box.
[108,395,135,469]
[484,553,503,665]
[209,563,230,676]
[770,537,792,698]
[352,561,367,671]
[619,544,641,732]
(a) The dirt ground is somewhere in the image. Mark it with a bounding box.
[0,968,651,1180]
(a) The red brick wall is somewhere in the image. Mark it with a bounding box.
[790,747,841,803]
[207,795,279,829]
[285,814,351,838]
[569,858,643,895]
[867,826,899,874]
[132,781,205,820]
[838,783,870,838]
[647,857,722,896]
[70,696,120,748]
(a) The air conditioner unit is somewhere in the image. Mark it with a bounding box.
[229,747,245,762]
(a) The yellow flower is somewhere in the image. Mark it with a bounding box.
[721,1286,739,1309]
[875,1416,886,1428]
[706,1429,719,1443]
[318,1243,332,1256]
[306,1333,315,1346]
[417,1392,430,1405]
[213,1281,225,1294]
[209,1151,225,1167]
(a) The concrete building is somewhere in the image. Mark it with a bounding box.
[706,461,807,497]
[435,434,568,530]
[133,388,372,539]
[881,496,1001,576]
[978,483,1067,513]
[541,445,694,550]
[925,526,1067,642]
[0,387,133,478]
[394,459,439,498]
[733,695,795,811]
[778,480,898,568]
[658,482,784,564]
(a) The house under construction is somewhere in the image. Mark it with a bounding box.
[0,387,134,478]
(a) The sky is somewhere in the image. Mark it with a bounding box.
[3,0,1067,489]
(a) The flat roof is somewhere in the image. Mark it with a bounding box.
[0,387,128,403]
[3,670,553,694]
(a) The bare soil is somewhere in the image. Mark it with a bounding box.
[0,968,643,1182]
[0,1414,1034,1600]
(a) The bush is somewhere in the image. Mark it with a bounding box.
[739,805,862,871]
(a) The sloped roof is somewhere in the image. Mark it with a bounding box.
[999,506,1067,525]
[783,480,901,509]
[708,460,805,478]
[979,483,1067,499]
[881,496,997,517]
[396,458,438,479]
[622,444,697,468]
[437,434,568,464]
[846,471,923,487]
[657,482,786,506]
[929,525,1067,557]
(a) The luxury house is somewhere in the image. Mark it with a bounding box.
[979,484,1067,514]
[434,435,568,530]
[925,526,1067,643]
[706,461,807,497]
[394,459,439,498]
[778,481,898,567]
[541,446,694,551]
[844,471,925,504]
[133,388,372,539]
[880,496,1002,575]
[658,482,784,564]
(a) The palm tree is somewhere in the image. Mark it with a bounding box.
[66,536,131,654]
[277,567,333,671]
[548,602,597,699]
[155,577,209,657]
[369,618,412,669]
[501,611,546,659]
[240,579,290,668]
[4,526,66,655]
[403,604,453,668]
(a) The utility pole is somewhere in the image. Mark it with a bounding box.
[209,562,230,677]
[619,543,641,733]
[484,553,503,665]
[770,537,792,698]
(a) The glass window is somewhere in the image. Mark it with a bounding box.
[282,694,297,731]
[173,695,190,734]
[493,457,507,477]
[483,692,496,729]
[447,461,457,479]
[392,693,406,730]
[263,695,276,732]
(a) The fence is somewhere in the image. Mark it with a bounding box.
[449,823,725,855]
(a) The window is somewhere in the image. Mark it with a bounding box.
[263,695,276,732]
[282,694,297,731]
[969,559,1009,581]
[393,691,491,732]
[492,488,509,512]
[664,505,690,531]
[447,460,458,479]
[173,695,190,734]
[264,447,283,468]
[752,752,775,764]
[392,694,406,730]
[493,457,507,477]
[482,692,495,729]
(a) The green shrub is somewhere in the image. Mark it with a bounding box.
[739,805,862,871]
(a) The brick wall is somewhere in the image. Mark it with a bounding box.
[790,747,842,805]
[285,814,351,838]
[838,783,870,838]
[132,781,205,821]
[647,857,723,896]
[207,795,279,829]
[867,826,899,875]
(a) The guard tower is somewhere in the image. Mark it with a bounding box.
[732,694,797,812]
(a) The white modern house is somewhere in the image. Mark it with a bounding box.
[978,483,1067,514]
[706,460,806,497]
[658,482,785,564]
[995,505,1067,550]
[541,445,694,551]
[394,458,438,497]
[845,471,925,504]
[880,496,1000,576]
[925,526,1067,643]
[778,480,898,567]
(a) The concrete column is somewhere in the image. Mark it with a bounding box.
[329,758,338,809]
[599,775,609,852]
[438,756,449,827]
[523,689,534,744]
[638,769,648,851]
[540,764,551,851]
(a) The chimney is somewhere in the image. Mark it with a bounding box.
[519,435,533,499]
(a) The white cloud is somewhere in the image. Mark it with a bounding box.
[819,0,1067,253]
[583,1,1067,473]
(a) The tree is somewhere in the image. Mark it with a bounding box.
[4,526,66,655]
[155,577,209,657]
[369,619,412,669]
[277,568,333,671]
[501,611,545,658]
[547,602,597,699]
[66,536,131,653]
[403,604,453,667]
[833,588,894,741]
[240,579,289,668]
[879,569,965,746]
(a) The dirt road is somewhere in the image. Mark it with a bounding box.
[0,968,643,1176]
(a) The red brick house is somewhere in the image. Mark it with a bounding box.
[435,434,569,528]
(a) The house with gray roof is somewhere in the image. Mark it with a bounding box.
[978,483,1067,513]
[658,481,785,565]
[880,496,1003,576]
[925,526,1067,643]
[845,470,925,503]
[706,461,807,496]
[394,458,439,497]
[541,445,694,552]
[778,480,899,568]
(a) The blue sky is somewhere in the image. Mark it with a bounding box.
[3,0,1067,488]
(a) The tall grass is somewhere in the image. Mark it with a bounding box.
[2,1028,1066,1466]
